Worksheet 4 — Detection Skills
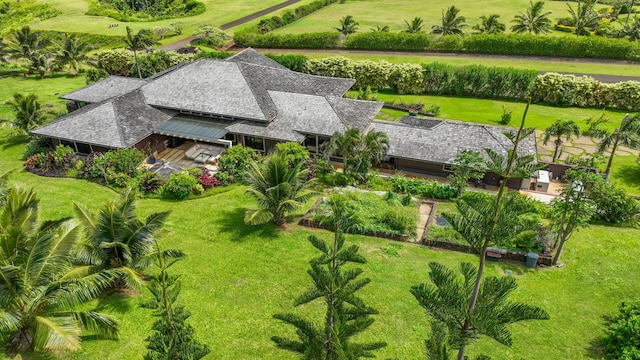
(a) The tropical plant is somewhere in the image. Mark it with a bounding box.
[74,188,171,289]
[325,127,389,182]
[542,119,581,162]
[27,52,49,79]
[124,26,159,79]
[584,113,640,181]
[411,262,549,358]
[244,152,317,225]
[431,6,467,35]
[273,141,310,168]
[143,243,209,360]
[272,195,386,358]
[442,104,542,360]
[0,93,49,136]
[216,145,261,184]
[567,0,601,36]
[511,1,553,34]
[405,17,425,33]
[447,150,486,197]
[0,186,119,356]
[2,26,49,62]
[549,169,596,265]
[53,33,93,75]
[472,14,506,34]
[623,14,640,41]
[192,25,229,47]
[372,25,390,32]
[335,15,359,36]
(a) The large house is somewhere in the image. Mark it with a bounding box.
[32,48,537,188]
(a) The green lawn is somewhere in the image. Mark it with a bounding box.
[1,126,640,359]
[274,0,610,34]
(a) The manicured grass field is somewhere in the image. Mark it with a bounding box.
[29,0,314,41]
[1,126,640,359]
[274,0,610,34]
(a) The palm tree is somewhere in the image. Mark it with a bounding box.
[472,14,506,34]
[54,34,93,75]
[431,6,467,35]
[74,188,171,289]
[325,127,389,182]
[411,262,549,358]
[335,15,359,37]
[567,0,602,36]
[0,186,119,356]
[511,1,553,34]
[2,26,49,62]
[405,17,425,33]
[372,25,390,32]
[0,93,48,136]
[124,26,159,79]
[584,113,640,181]
[244,152,317,225]
[543,119,581,162]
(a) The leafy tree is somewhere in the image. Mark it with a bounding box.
[542,119,581,162]
[601,301,640,359]
[335,15,359,36]
[325,127,389,183]
[567,0,602,36]
[124,26,159,79]
[143,243,209,360]
[447,150,486,197]
[405,17,425,33]
[153,26,171,40]
[411,262,549,359]
[584,113,640,181]
[74,188,170,289]
[511,1,553,34]
[53,34,93,75]
[192,25,229,47]
[472,14,506,34]
[272,195,386,358]
[623,14,640,41]
[432,6,467,35]
[216,145,261,184]
[549,169,596,265]
[171,21,185,35]
[0,93,49,136]
[442,104,541,360]
[583,173,640,224]
[273,141,310,167]
[244,152,317,225]
[0,186,119,356]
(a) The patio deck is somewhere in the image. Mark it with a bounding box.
[151,142,219,177]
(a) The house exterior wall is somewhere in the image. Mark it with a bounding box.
[265,139,278,153]
[135,134,168,155]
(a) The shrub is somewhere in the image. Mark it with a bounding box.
[265,53,308,72]
[390,174,457,200]
[234,31,340,49]
[95,49,134,76]
[86,0,205,21]
[192,26,229,47]
[162,172,203,199]
[602,301,640,359]
[102,148,144,178]
[587,179,640,224]
[23,137,53,160]
[22,145,77,176]
[217,145,261,184]
[139,171,164,193]
[195,50,234,60]
[345,32,433,51]
[85,68,110,84]
[273,142,310,167]
[198,169,220,189]
[388,63,424,94]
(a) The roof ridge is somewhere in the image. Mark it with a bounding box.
[482,125,512,153]
[236,62,276,121]
[110,94,129,148]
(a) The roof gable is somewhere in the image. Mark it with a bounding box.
[225,48,287,69]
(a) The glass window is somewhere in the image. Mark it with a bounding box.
[60,140,76,152]
[244,136,265,151]
[75,142,92,154]
[224,133,237,145]
[443,164,453,172]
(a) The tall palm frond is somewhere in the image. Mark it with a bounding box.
[53,34,94,75]
[584,113,640,180]
[0,93,49,136]
[511,1,553,34]
[432,6,467,35]
[405,17,425,33]
[3,26,49,62]
[473,14,506,34]
[567,0,601,36]
[335,15,359,36]
[124,26,159,79]
[542,119,581,162]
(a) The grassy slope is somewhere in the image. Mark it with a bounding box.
[1,125,640,359]
[275,0,610,34]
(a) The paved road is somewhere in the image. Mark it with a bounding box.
[160,0,300,52]
[247,48,640,83]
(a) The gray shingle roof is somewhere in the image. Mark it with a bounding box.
[32,90,174,148]
[155,115,231,142]
[141,59,268,120]
[226,48,287,69]
[327,96,382,132]
[372,119,537,165]
[60,76,147,103]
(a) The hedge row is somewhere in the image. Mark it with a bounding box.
[531,73,640,111]
[234,31,640,60]
[253,0,340,34]
[305,57,537,99]
[234,31,339,49]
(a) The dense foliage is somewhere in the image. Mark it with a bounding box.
[161,171,204,199]
[234,31,340,49]
[0,1,60,36]
[87,0,205,21]
[602,301,640,360]
[95,49,191,77]
[249,0,340,34]
[311,190,419,239]
[216,145,261,185]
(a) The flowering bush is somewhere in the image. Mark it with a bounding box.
[198,169,221,189]
[22,145,77,176]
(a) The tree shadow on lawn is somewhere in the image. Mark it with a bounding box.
[1,134,29,150]
[96,291,135,314]
[613,164,640,189]
[216,206,279,242]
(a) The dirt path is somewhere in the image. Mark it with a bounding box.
[247,48,640,83]
[160,0,300,51]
